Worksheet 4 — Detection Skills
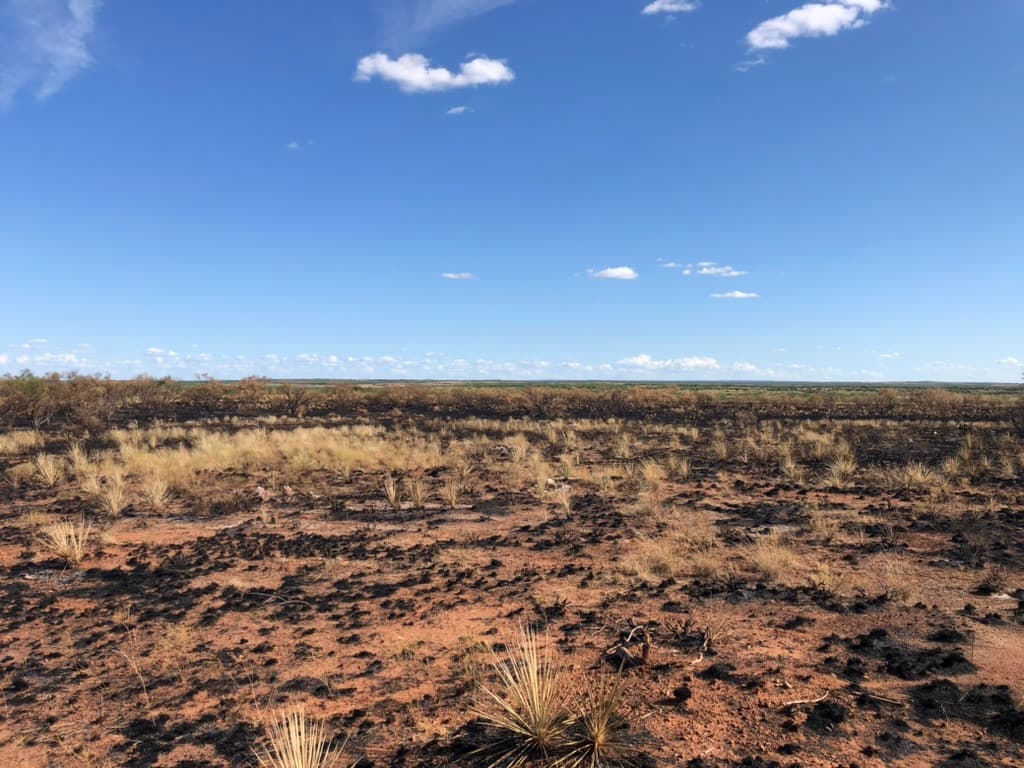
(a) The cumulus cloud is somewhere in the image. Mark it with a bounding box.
[711,290,759,299]
[354,53,514,92]
[998,356,1022,366]
[642,0,698,15]
[590,266,638,280]
[0,354,8,365]
[441,272,475,280]
[447,105,469,114]
[618,354,720,371]
[0,0,102,108]
[747,0,886,51]
[732,362,759,373]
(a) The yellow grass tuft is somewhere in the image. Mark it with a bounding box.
[38,518,93,565]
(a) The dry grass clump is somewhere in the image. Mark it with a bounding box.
[83,471,129,516]
[255,707,346,768]
[38,518,93,566]
[888,461,944,493]
[745,534,802,583]
[820,455,857,488]
[3,462,36,490]
[441,478,463,510]
[33,454,66,487]
[406,476,428,508]
[140,475,171,512]
[666,455,691,481]
[0,430,44,456]
[620,536,687,583]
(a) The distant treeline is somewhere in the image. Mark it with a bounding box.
[1,371,1021,434]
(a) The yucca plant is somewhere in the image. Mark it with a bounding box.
[474,627,570,768]
[38,518,93,566]
[256,708,345,768]
[382,475,401,511]
[558,675,641,768]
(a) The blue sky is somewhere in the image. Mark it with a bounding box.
[1,0,1022,382]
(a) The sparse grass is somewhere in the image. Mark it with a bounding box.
[38,518,93,566]
[255,707,345,768]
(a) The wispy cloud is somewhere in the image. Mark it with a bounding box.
[376,0,518,49]
[711,290,759,299]
[0,0,102,108]
[590,266,638,280]
[878,351,900,360]
[642,0,698,15]
[618,354,719,371]
[697,263,746,277]
[286,139,313,151]
[441,272,475,280]
[355,53,514,92]
[747,0,886,51]
[998,356,1022,366]
[447,105,469,114]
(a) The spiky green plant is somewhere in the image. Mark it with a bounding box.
[558,675,642,768]
[473,627,570,767]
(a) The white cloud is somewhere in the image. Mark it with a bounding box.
[747,0,886,51]
[618,354,720,371]
[0,354,8,365]
[642,0,698,15]
[878,351,900,359]
[441,272,475,280]
[0,0,102,108]
[732,362,759,373]
[447,105,469,114]
[998,357,1022,366]
[711,290,759,299]
[697,263,747,277]
[355,53,514,93]
[658,261,682,269]
[590,266,638,280]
